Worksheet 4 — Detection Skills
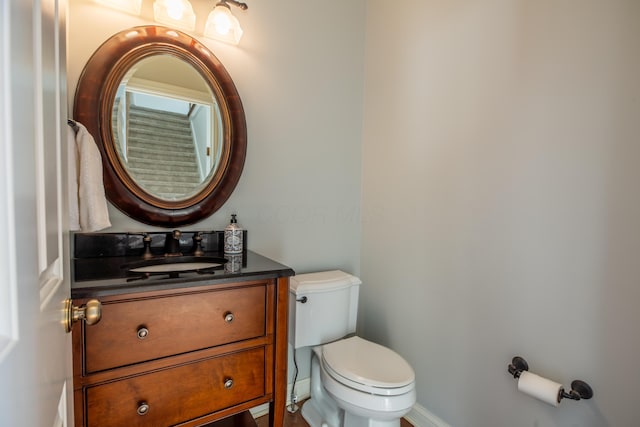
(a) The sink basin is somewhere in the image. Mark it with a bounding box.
[122,256,228,274]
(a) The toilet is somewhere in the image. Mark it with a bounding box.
[289,270,416,427]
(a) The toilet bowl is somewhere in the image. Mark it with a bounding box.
[289,271,416,427]
[320,336,416,426]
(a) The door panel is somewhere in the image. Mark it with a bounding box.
[0,0,72,426]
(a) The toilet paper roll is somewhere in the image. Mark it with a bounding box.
[517,371,563,407]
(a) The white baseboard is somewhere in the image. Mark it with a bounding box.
[249,404,270,419]
[251,379,450,427]
[249,378,312,418]
[405,403,451,427]
[289,377,312,403]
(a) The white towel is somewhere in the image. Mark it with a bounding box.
[68,121,111,232]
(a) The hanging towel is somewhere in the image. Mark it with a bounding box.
[67,121,111,232]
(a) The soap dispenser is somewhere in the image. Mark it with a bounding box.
[224,214,243,254]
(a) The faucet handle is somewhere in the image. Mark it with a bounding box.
[142,233,153,259]
[164,229,183,257]
[192,232,204,256]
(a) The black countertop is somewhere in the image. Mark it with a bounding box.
[72,250,295,299]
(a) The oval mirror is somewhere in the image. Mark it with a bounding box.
[74,26,247,227]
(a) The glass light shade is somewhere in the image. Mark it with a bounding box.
[94,0,142,15]
[204,5,244,45]
[153,0,196,31]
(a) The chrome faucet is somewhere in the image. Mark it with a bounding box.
[164,230,183,256]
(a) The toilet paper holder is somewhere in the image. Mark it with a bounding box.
[508,356,594,402]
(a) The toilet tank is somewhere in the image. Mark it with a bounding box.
[289,270,362,349]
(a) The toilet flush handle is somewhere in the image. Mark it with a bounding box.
[296,296,307,303]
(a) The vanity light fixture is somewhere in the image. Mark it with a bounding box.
[153,0,197,31]
[204,0,248,45]
[94,0,142,15]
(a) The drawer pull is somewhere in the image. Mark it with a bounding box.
[224,378,234,389]
[224,312,234,323]
[137,327,149,339]
[137,402,149,416]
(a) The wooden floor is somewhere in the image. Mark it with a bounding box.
[255,402,413,427]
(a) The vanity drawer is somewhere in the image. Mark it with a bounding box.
[84,285,266,373]
[84,347,265,427]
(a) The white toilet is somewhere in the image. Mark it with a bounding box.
[289,270,416,427]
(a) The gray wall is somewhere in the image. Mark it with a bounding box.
[360,0,640,426]
[69,0,640,426]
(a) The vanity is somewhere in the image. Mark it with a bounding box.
[70,232,294,427]
[69,25,285,426]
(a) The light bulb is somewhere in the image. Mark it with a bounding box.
[204,4,243,44]
[213,9,232,35]
[165,0,184,19]
[153,0,196,31]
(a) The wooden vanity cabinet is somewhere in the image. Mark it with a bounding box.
[71,277,289,427]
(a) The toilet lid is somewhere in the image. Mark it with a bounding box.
[321,336,415,395]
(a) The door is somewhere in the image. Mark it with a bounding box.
[0,0,72,426]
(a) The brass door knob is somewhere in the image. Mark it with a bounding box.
[63,299,102,333]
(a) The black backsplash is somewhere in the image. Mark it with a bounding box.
[73,230,248,259]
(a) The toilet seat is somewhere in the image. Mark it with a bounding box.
[321,336,415,396]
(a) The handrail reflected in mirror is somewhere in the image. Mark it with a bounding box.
[74,25,246,227]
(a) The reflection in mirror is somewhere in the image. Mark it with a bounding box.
[112,54,224,201]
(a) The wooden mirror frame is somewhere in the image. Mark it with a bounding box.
[74,26,246,227]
